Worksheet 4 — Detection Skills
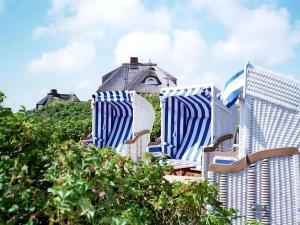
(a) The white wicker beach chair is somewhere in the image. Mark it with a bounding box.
[148,85,238,177]
[92,90,155,160]
[209,63,300,224]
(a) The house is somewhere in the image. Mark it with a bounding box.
[97,57,177,94]
[36,89,80,109]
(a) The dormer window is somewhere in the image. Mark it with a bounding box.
[143,76,161,85]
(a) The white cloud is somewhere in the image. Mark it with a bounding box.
[48,0,75,14]
[76,80,91,89]
[114,32,172,65]
[114,29,207,81]
[33,0,171,41]
[27,42,96,74]
[189,0,300,65]
[112,0,300,89]
[31,0,300,87]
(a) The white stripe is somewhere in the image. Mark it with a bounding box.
[181,96,203,160]
[115,102,132,153]
[94,91,134,151]
[188,96,210,161]
[220,72,244,102]
[174,96,196,159]
[167,98,173,156]
[97,101,102,146]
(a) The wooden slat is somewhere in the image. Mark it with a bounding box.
[124,130,150,144]
[209,147,299,173]
[212,150,239,157]
[203,134,233,152]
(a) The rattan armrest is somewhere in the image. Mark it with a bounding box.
[125,130,150,144]
[209,147,298,173]
[203,134,233,152]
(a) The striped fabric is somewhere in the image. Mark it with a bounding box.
[220,69,244,108]
[160,87,211,162]
[93,91,133,153]
[148,145,162,153]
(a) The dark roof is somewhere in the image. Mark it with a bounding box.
[127,69,162,94]
[97,59,177,94]
[36,89,80,108]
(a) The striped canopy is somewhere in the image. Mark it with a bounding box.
[160,87,212,162]
[93,91,133,153]
[219,69,244,108]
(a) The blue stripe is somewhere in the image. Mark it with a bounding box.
[106,102,121,147]
[175,96,199,159]
[93,91,133,152]
[114,101,132,150]
[170,97,175,156]
[215,159,236,165]
[122,101,133,143]
[190,96,210,161]
[100,100,104,147]
[94,101,99,146]
[97,90,133,102]
[225,87,242,108]
[224,69,244,89]
[148,146,162,153]
[160,88,212,162]
[105,104,112,144]
[176,95,211,161]
[166,96,193,158]
[106,101,132,152]
[122,91,127,101]
[176,99,181,153]
[161,87,208,101]
[192,95,211,161]
[109,101,125,148]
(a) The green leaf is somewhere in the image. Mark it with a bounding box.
[79,197,95,220]
[8,204,19,213]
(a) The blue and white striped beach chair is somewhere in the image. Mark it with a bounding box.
[149,85,238,175]
[92,90,155,160]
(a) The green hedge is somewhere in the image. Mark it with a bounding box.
[0,92,241,224]
[30,101,92,142]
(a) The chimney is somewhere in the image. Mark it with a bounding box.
[49,89,58,96]
[130,57,138,64]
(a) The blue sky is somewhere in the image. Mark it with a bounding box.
[1,0,300,111]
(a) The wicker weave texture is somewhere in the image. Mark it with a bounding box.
[215,101,238,151]
[246,64,300,111]
[212,64,300,225]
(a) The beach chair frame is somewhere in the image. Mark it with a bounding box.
[208,63,300,224]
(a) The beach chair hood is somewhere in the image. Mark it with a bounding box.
[92,90,155,153]
[160,86,238,162]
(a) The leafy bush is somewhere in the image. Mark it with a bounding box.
[30,101,92,142]
[32,100,91,122]
[144,95,161,142]
[0,92,238,224]
[0,141,237,224]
